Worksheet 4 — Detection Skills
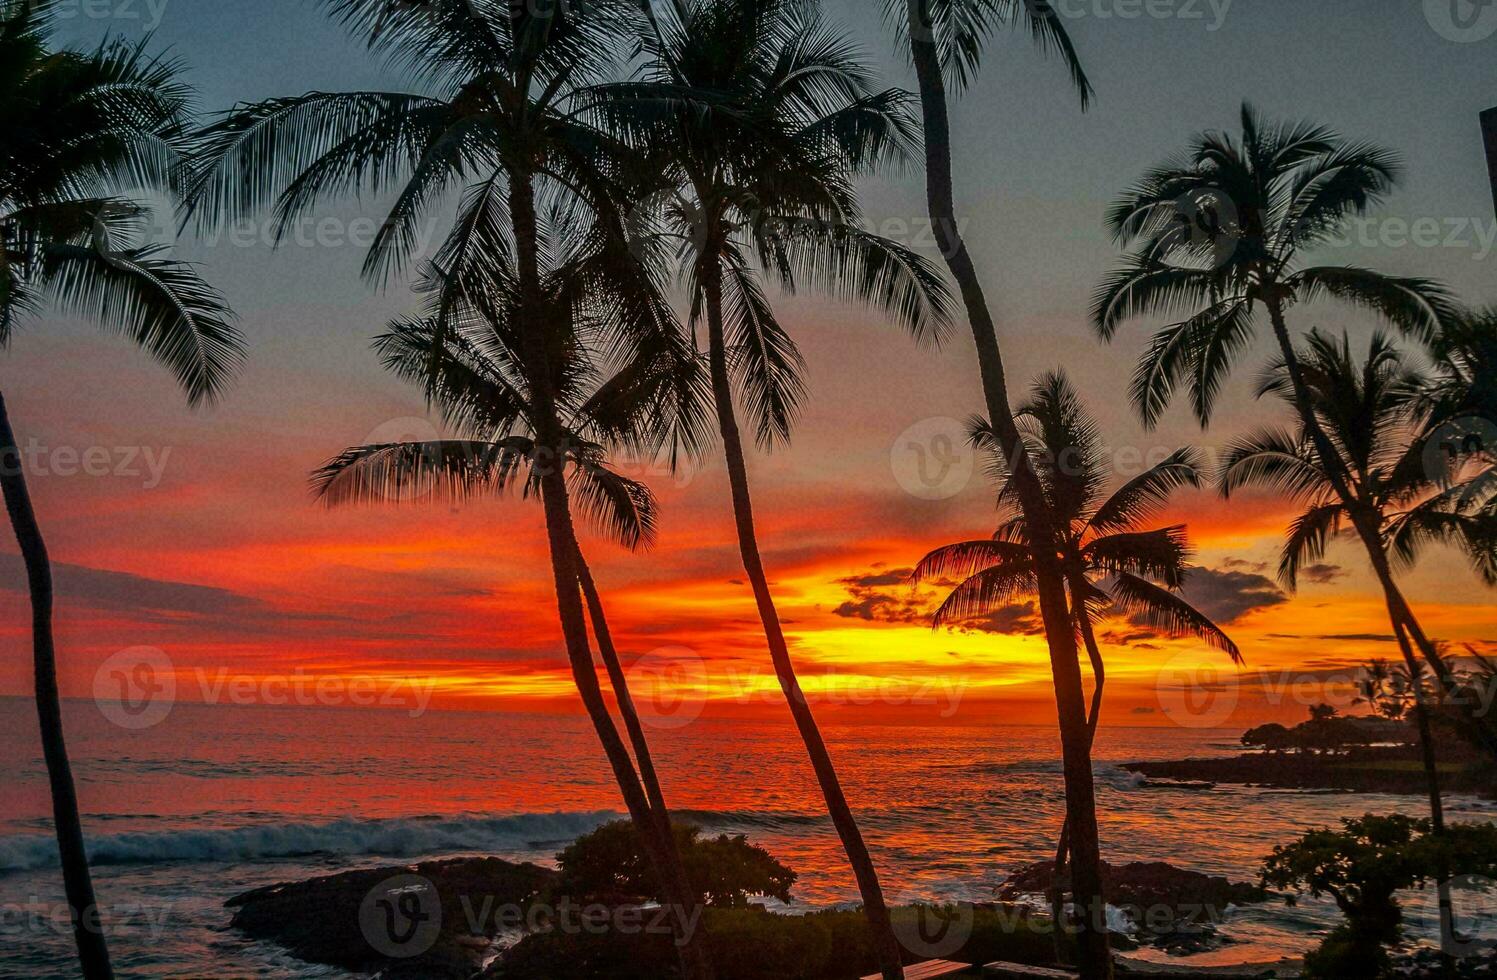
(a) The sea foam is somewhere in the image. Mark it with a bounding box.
[0,811,622,872]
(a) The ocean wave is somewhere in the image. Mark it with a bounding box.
[0,811,623,872]
[0,807,873,873]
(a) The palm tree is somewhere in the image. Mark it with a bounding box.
[314,238,717,975]
[1,4,243,976]
[186,4,716,974]
[914,371,1239,963]
[1090,104,1487,756]
[605,3,954,973]
[1219,328,1496,964]
[889,2,1111,974]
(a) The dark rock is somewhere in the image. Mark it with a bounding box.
[1123,747,1497,799]
[226,856,555,978]
[998,860,1266,954]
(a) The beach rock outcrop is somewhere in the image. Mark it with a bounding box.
[227,856,555,978]
[998,859,1266,954]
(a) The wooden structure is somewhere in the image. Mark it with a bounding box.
[981,963,1079,980]
[860,961,973,980]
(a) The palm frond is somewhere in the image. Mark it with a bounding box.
[41,241,243,406]
[1109,571,1242,662]
[1288,266,1458,346]
[1217,427,1330,503]
[913,538,1031,583]
[312,438,533,505]
[1088,447,1204,534]
[568,455,659,550]
[1083,526,1192,586]
[721,264,807,450]
[931,560,1038,629]
[1279,502,1345,590]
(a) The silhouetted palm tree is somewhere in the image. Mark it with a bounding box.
[889,2,1112,974]
[313,233,716,974]
[608,3,953,974]
[1,4,242,976]
[914,371,1238,963]
[1219,329,1496,962]
[188,3,716,971]
[1092,105,1481,753]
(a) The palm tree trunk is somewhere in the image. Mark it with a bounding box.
[905,5,1111,975]
[1394,621,1456,978]
[508,173,715,980]
[0,391,114,980]
[1266,297,1459,972]
[575,547,671,818]
[700,256,904,980]
[1052,596,1107,966]
[1263,297,1497,760]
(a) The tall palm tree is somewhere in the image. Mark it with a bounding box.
[1089,105,1487,755]
[1219,328,1497,963]
[888,2,1111,974]
[1,4,242,977]
[314,234,717,974]
[914,371,1239,963]
[606,3,954,974]
[186,3,717,975]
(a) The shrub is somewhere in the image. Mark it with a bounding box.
[490,904,1062,980]
[555,821,795,908]
[1262,814,1497,978]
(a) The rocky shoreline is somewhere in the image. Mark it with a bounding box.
[1122,747,1497,799]
[227,856,555,978]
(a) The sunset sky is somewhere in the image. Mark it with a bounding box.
[4,0,1496,730]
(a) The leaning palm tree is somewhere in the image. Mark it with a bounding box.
[1092,105,1468,737]
[886,2,1111,974]
[1,3,242,976]
[605,3,953,973]
[186,3,715,974]
[315,237,717,975]
[1219,328,1497,961]
[914,371,1239,964]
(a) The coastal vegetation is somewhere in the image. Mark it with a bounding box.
[1262,815,1497,979]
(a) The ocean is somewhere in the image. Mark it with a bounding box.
[2,697,1493,977]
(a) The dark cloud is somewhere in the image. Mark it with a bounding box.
[830,563,928,626]
[1301,563,1346,584]
[1131,706,1158,715]
[838,567,916,589]
[1102,628,1163,646]
[830,593,926,626]
[1221,557,1270,575]
[0,553,268,619]
[1268,632,1398,644]
[964,601,1044,636]
[1177,564,1288,624]
[830,563,1041,634]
